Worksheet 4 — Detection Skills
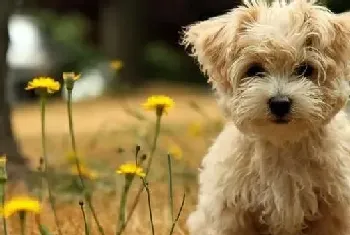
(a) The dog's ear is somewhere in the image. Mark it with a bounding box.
[302,7,350,79]
[181,6,258,89]
[328,13,350,80]
[333,13,350,65]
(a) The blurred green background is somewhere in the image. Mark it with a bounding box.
[8,0,350,100]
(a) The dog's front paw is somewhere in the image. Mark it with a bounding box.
[187,210,216,235]
[187,210,205,235]
[187,208,260,235]
[187,209,238,235]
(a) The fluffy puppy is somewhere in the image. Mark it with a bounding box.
[181,0,350,234]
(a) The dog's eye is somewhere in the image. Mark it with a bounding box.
[294,63,314,78]
[245,64,266,78]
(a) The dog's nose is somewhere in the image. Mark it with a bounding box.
[268,96,291,118]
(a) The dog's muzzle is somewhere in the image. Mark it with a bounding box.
[268,95,292,123]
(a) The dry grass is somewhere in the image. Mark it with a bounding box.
[5,84,223,235]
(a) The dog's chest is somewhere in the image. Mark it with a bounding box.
[225,140,350,234]
[228,144,323,206]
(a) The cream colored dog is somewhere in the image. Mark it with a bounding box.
[182,0,350,234]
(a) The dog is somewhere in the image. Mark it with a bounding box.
[181,0,350,234]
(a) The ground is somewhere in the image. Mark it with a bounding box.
[5,83,223,235]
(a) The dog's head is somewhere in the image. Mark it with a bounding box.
[182,0,350,143]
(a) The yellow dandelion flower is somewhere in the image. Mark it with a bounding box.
[116,163,146,178]
[65,151,83,165]
[168,143,183,160]
[70,165,98,180]
[110,60,123,70]
[188,122,203,137]
[63,72,81,81]
[142,95,174,116]
[65,151,76,163]
[25,77,60,94]
[2,196,41,218]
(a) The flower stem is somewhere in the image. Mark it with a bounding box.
[66,90,105,235]
[142,178,155,235]
[115,114,162,235]
[167,154,174,225]
[79,201,90,235]
[145,114,162,175]
[117,176,132,231]
[85,194,104,235]
[0,182,7,235]
[169,192,186,235]
[38,159,44,203]
[66,90,87,189]
[40,96,62,235]
[19,211,26,235]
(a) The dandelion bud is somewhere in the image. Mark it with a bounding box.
[117,147,125,153]
[135,145,141,154]
[63,72,80,91]
[141,154,147,161]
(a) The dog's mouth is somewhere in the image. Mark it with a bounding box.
[272,118,290,124]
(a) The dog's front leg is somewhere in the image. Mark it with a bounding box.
[187,196,257,235]
[187,172,258,235]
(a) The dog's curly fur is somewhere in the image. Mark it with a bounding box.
[181,0,350,234]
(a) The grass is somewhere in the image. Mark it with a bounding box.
[3,83,224,235]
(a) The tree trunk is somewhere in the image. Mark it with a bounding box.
[99,0,147,85]
[0,1,27,167]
